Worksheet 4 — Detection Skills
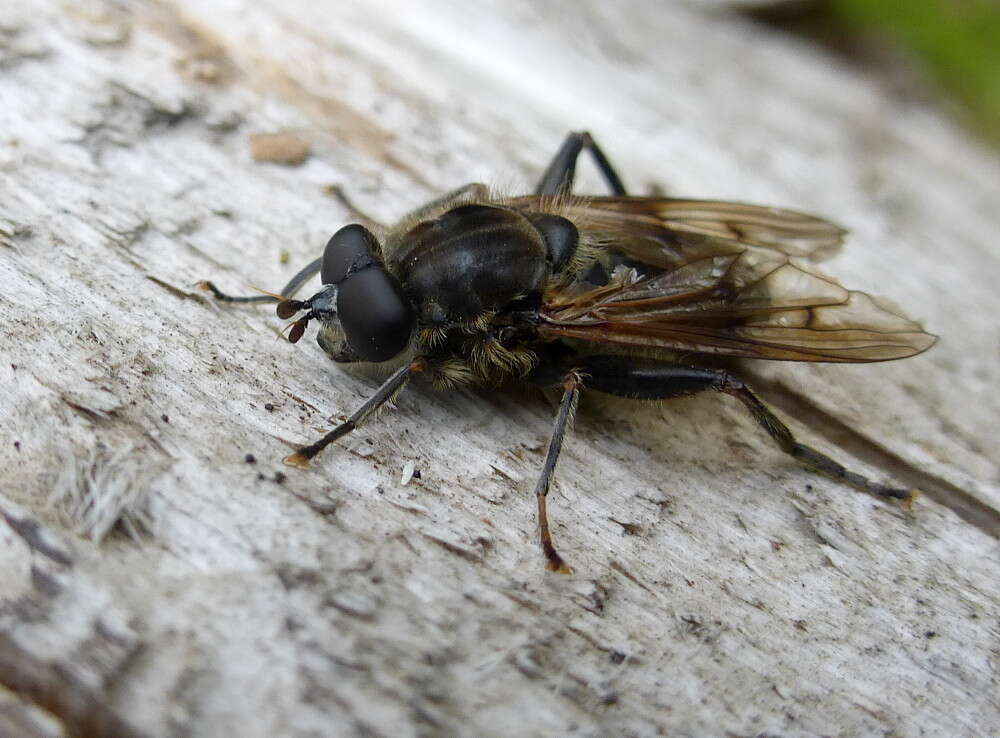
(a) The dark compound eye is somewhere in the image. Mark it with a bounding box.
[318,223,415,361]
[337,264,415,362]
[321,224,379,285]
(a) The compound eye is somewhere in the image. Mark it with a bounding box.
[321,224,379,285]
[337,267,415,362]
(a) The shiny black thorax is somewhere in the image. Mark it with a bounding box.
[388,204,576,329]
[378,203,581,382]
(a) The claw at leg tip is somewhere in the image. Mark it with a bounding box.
[901,489,921,511]
[545,556,574,575]
[283,452,311,470]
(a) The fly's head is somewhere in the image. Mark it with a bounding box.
[278,224,416,364]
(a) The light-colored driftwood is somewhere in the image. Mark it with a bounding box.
[2,1,998,736]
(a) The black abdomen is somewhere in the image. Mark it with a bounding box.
[391,205,550,325]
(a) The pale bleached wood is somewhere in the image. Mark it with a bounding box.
[1,1,998,736]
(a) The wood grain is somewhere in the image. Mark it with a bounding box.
[1,1,998,736]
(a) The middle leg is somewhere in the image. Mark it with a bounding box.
[528,354,916,568]
[526,356,720,573]
[534,372,582,573]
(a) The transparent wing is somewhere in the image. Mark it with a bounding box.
[509,195,847,260]
[539,245,936,363]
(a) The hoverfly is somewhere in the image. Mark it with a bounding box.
[202,132,936,572]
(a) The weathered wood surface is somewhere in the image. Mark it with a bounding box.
[2,1,998,736]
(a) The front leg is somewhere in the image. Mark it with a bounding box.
[284,359,424,468]
[199,257,323,306]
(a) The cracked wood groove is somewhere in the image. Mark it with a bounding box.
[1,1,998,736]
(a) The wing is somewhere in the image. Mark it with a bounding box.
[508,195,847,260]
[538,243,936,363]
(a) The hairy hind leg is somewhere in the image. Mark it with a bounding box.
[718,379,917,507]
[552,354,918,506]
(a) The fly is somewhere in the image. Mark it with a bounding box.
[201,132,936,572]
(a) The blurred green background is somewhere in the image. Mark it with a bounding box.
[747,0,1000,146]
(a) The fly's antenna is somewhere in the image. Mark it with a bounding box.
[276,299,307,319]
[276,300,313,343]
[276,285,339,344]
[279,315,310,343]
